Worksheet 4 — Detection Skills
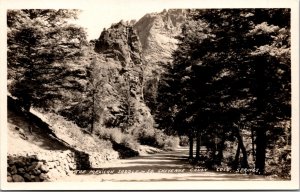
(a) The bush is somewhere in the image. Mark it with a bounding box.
[179,135,189,146]
[130,126,179,150]
[95,127,139,151]
[97,128,123,142]
[164,136,180,150]
[131,127,161,147]
[120,134,139,150]
[144,129,160,146]
[265,146,291,179]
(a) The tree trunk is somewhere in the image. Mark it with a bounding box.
[20,92,32,112]
[216,135,226,165]
[23,100,31,111]
[255,125,266,175]
[233,142,241,170]
[195,129,201,160]
[254,56,267,175]
[127,74,131,125]
[189,133,194,159]
[251,127,256,161]
[141,67,145,102]
[236,131,249,168]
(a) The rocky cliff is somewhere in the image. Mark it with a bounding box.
[133,9,187,112]
[134,9,187,71]
[93,21,153,131]
[95,21,143,67]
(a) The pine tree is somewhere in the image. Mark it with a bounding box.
[7,9,88,111]
[160,9,290,174]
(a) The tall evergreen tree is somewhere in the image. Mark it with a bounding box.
[158,9,290,174]
[7,9,88,111]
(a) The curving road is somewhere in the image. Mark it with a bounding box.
[65,146,272,182]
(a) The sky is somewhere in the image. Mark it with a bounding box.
[72,7,160,40]
[70,1,178,40]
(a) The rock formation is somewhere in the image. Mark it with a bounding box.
[95,21,143,66]
[93,21,153,131]
[133,9,188,112]
[134,9,187,70]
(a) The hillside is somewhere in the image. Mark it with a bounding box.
[7,96,70,155]
[7,10,185,179]
[7,96,120,181]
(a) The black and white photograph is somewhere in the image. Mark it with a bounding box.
[0,0,299,190]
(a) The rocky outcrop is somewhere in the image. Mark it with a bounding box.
[92,10,188,130]
[133,9,188,112]
[93,21,154,131]
[134,9,187,70]
[95,21,143,66]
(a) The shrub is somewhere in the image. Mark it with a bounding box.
[265,146,291,179]
[108,128,123,143]
[95,127,139,151]
[137,128,159,146]
[120,134,139,150]
[130,126,179,150]
[164,136,180,150]
[179,135,189,146]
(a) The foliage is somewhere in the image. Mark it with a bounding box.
[158,9,291,176]
[95,127,139,151]
[7,8,291,179]
[179,136,189,146]
[130,126,179,150]
[163,136,180,150]
[7,9,88,111]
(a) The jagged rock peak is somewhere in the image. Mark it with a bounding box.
[94,21,143,66]
[136,9,188,30]
[133,9,188,66]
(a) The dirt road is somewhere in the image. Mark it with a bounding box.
[64,146,274,182]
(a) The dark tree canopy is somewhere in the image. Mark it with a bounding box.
[157,9,290,175]
[7,9,88,110]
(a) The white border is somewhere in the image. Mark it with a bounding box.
[0,0,299,190]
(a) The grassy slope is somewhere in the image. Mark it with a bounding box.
[7,104,70,155]
[7,96,113,156]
